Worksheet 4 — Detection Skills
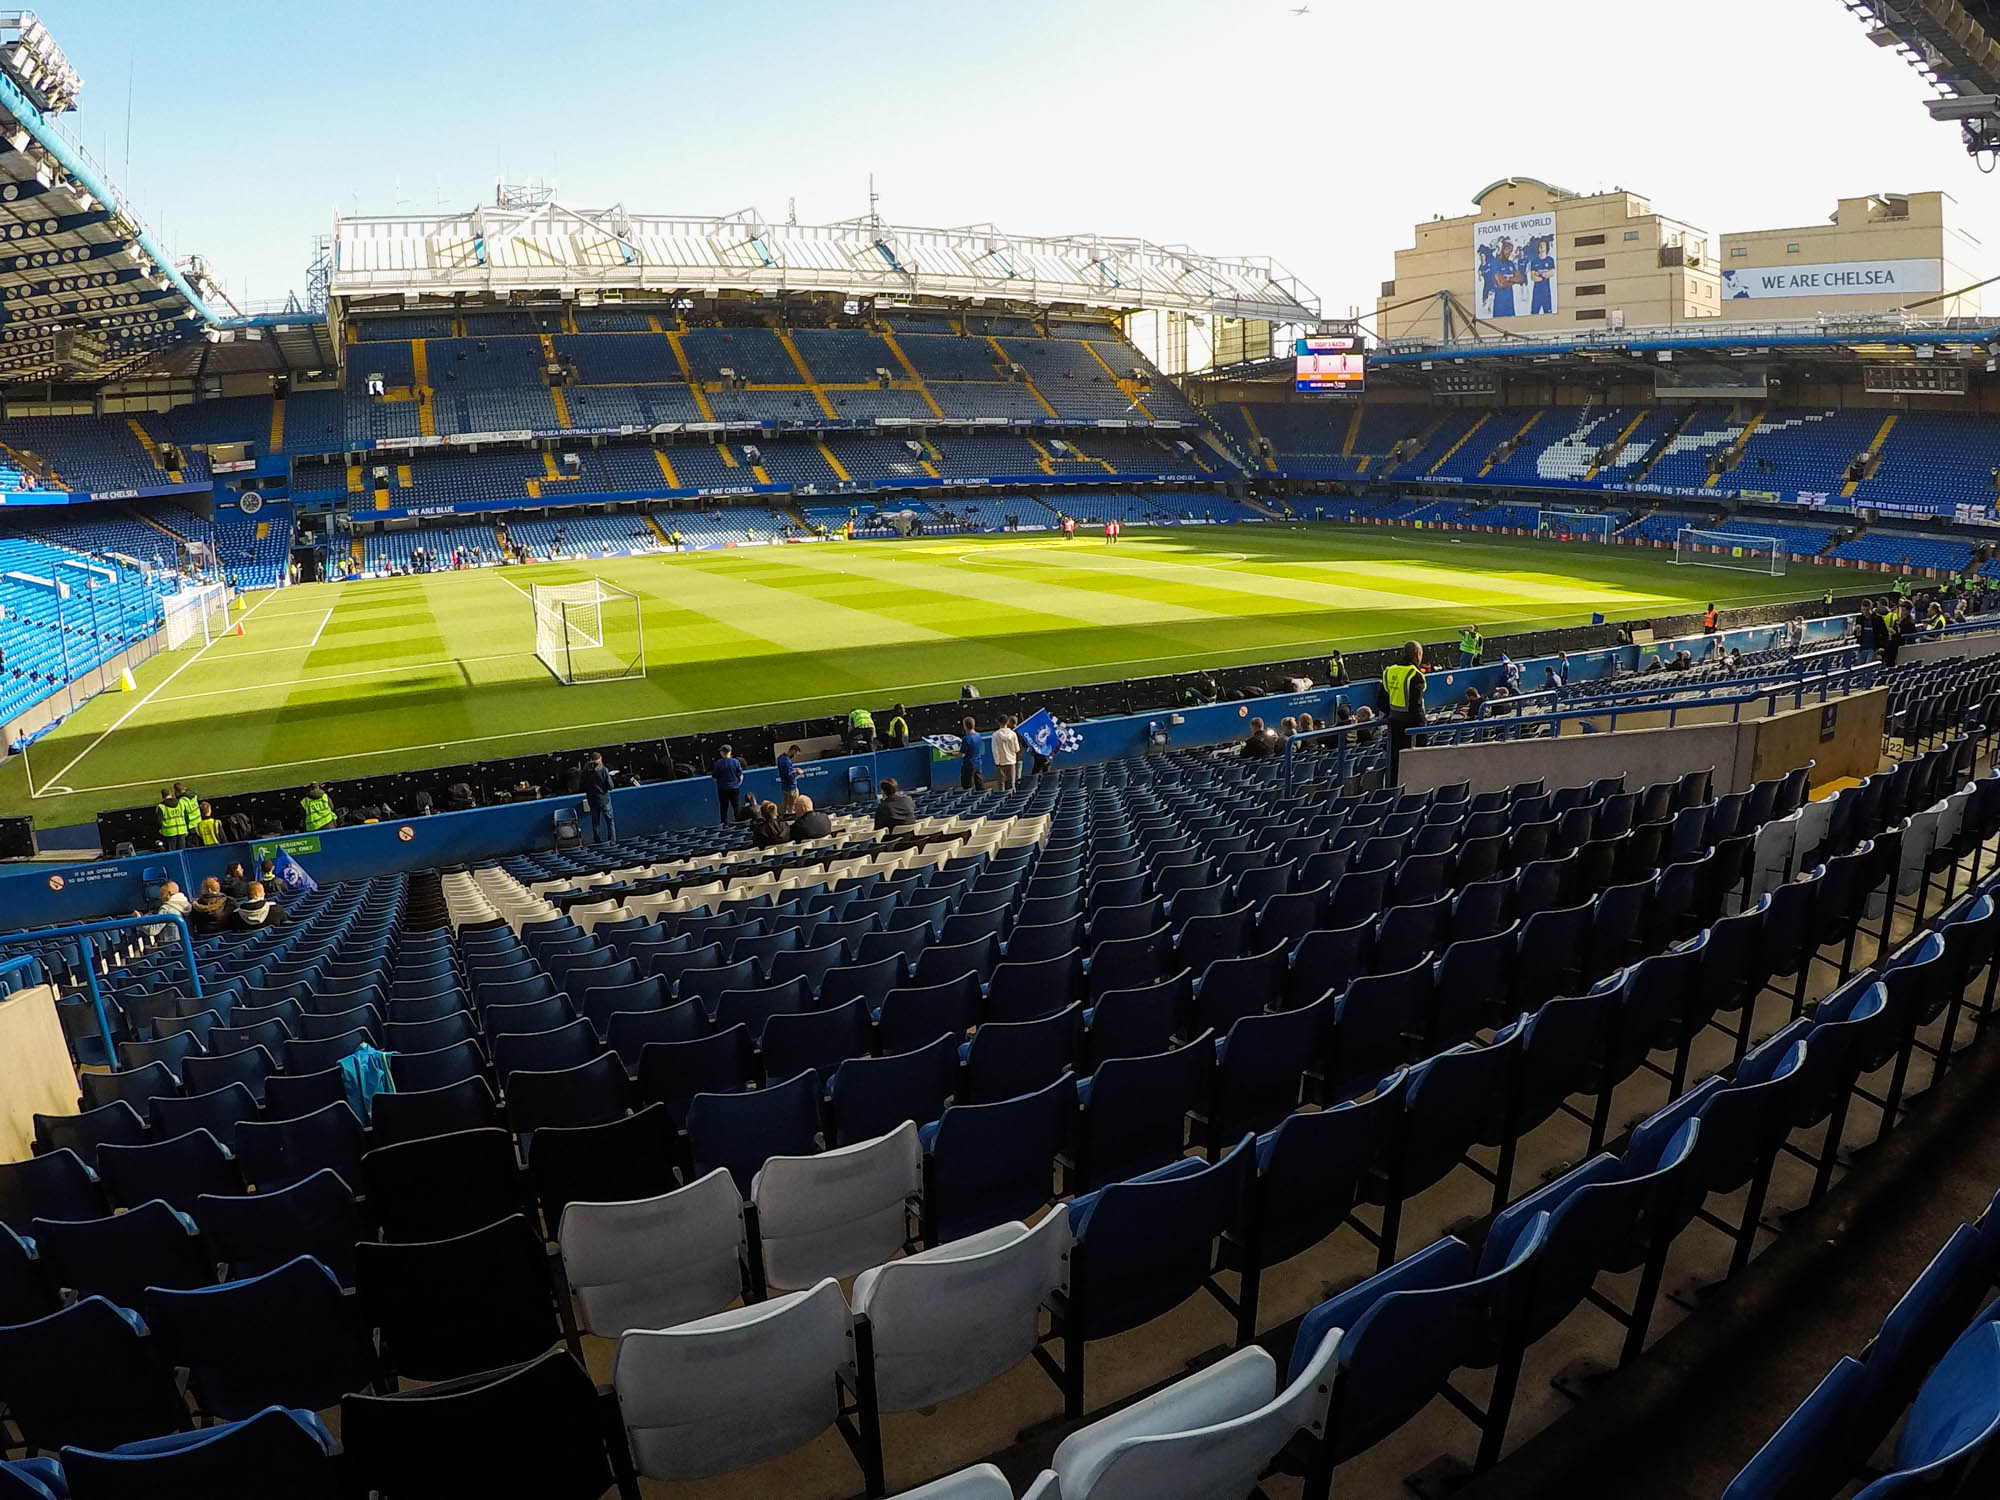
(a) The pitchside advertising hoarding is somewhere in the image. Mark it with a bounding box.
[1474,212,1557,319]
[1721,258,1943,302]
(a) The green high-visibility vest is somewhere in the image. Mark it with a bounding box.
[178,795,200,832]
[158,801,185,837]
[302,792,336,831]
[849,708,874,731]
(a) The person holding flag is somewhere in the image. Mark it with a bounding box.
[271,847,319,896]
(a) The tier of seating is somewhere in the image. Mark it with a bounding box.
[504,516,665,560]
[0,534,169,725]
[1857,410,2000,515]
[1828,532,1978,573]
[7,701,2000,1495]
[359,525,506,575]
[211,505,293,590]
[0,416,207,496]
[1222,400,2000,518]
[1702,517,1837,557]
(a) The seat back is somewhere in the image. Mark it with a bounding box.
[753,1121,922,1290]
[852,1211,1070,1414]
[687,1069,822,1196]
[341,1346,619,1500]
[356,1213,560,1382]
[612,1276,854,1480]
[1066,1138,1252,1340]
[927,1072,1075,1244]
[558,1167,747,1337]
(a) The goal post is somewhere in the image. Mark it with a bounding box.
[1534,508,1614,543]
[161,581,232,650]
[531,580,645,684]
[1673,527,1786,576]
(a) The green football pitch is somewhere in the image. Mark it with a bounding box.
[0,526,1841,827]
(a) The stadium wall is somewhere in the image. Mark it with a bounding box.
[1376,181,1719,342]
[1718,192,1981,320]
[0,985,76,1162]
[1400,686,1888,798]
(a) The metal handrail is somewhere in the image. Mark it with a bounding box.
[1412,661,1881,748]
[0,913,203,1062]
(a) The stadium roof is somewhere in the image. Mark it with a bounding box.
[1194,311,2000,388]
[1368,314,2000,372]
[0,13,220,382]
[1844,1,2000,102]
[0,14,336,386]
[328,198,1321,326]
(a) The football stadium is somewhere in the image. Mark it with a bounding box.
[12,1,2000,1496]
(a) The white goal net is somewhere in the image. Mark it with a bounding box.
[532,580,646,683]
[1535,509,1614,543]
[1673,527,1786,576]
[162,582,232,650]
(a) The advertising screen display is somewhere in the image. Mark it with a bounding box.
[1294,335,1365,394]
[1475,211,1557,319]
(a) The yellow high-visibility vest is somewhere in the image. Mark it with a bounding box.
[1384,664,1423,712]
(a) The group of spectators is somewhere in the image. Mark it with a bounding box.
[146,863,287,937]
[1857,590,1969,667]
[707,742,834,848]
[955,714,1024,792]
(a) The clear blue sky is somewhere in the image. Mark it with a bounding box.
[45,0,2000,317]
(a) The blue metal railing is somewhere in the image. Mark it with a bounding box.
[0,913,203,1063]
[0,952,42,995]
[1412,659,1882,748]
[1277,721,1383,797]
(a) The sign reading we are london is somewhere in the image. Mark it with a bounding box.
[1722,258,1942,301]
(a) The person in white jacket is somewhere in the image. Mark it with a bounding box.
[991,714,1022,791]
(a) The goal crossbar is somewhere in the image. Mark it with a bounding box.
[1673,527,1786,576]
[1535,509,1614,542]
[532,579,645,683]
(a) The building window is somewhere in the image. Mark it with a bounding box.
[1623,230,1640,241]
[1574,234,1606,247]
[1787,243,1800,254]
[1575,258,1606,271]
[1730,247,1748,258]
[1575,284,1606,296]
[1575,309,1607,321]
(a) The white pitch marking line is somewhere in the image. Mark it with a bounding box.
[306,604,336,650]
[33,587,283,797]
[161,651,527,706]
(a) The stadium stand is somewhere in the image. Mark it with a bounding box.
[1854,410,2000,516]
[212,504,293,589]
[0,536,168,723]
[8,694,2000,1495]
[506,514,666,559]
[1828,532,1977,572]
[1703,517,1837,557]
[0,416,209,495]
[361,524,503,574]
